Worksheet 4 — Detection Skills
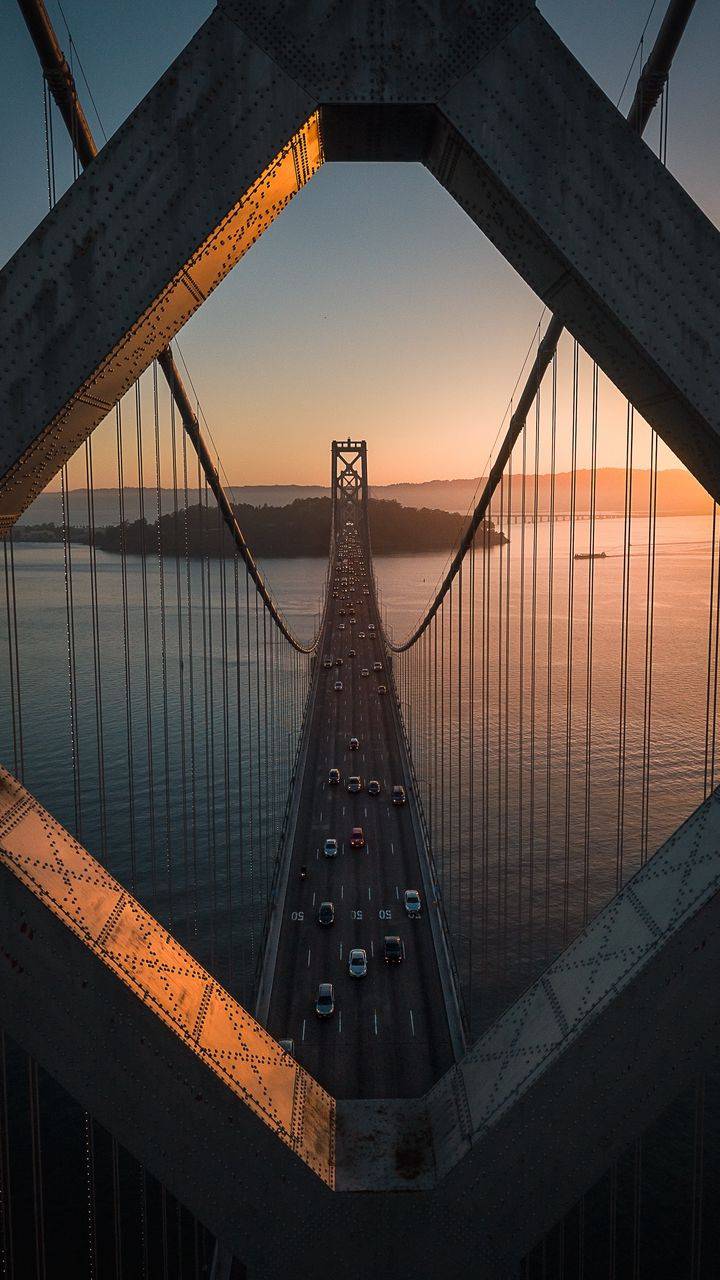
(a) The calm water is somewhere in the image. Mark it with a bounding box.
[2,520,719,1276]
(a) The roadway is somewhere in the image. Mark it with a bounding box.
[266,520,454,1098]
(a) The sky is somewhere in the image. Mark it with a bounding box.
[1,1,719,487]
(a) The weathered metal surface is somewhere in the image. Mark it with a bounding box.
[0,766,335,1186]
[0,7,321,531]
[429,9,720,499]
[3,1,720,525]
[1,769,720,1274]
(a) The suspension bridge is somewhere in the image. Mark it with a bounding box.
[1,0,720,1276]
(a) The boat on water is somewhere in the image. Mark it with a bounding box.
[574,551,607,561]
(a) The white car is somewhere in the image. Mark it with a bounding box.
[361,668,370,677]
[373,661,383,672]
[348,948,368,978]
[324,837,338,858]
[404,889,422,917]
[334,680,343,692]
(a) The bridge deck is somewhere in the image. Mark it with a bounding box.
[266,524,454,1096]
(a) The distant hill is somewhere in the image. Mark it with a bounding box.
[15,497,505,558]
[17,468,712,529]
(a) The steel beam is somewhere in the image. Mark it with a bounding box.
[2,766,720,1276]
[0,6,321,531]
[3,1,720,526]
[427,8,720,499]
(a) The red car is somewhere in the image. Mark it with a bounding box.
[350,826,365,849]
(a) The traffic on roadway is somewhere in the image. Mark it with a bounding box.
[267,514,453,1098]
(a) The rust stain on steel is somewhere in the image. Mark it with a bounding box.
[0,767,335,1187]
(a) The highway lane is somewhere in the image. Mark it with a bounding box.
[266,526,453,1098]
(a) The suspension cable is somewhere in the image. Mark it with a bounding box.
[17,0,319,655]
[386,0,698,654]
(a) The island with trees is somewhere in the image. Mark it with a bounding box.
[14,496,507,557]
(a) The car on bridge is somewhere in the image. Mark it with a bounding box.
[347,776,362,793]
[358,631,366,638]
[323,656,333,668]
[367,779,381,795]
[373,661,383,672]
[361,667,370,677]
[383,936,405,965]
[348,648,356,657]
[350,826,365,849]
[328,768,340,785]
[348,948,368,978]
[377,684,387,695]
[323,837,338,858]
[392,785,407,806]
[368,623,375,631]
[334,680,343,691]
[349,736,359,751]
[339,623,346,631]
[315,983,335,1018]
[335,657,343,666]
[404,889,422,918]
[317,901,335,926]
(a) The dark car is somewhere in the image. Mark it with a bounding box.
[373,661,383,672]
[348,648,356,657]
[392,785,406,806]
[315,983,335,1018]
[377,684,387,695]
[328,767,340,785]
[349,736,359,751]
[384,935,405,965]
[335,657,343,666]
[350,826,365,849]
[317,901,335,926]
[347,776,362,794]
[323,656,333,669]
[367,779,380,796]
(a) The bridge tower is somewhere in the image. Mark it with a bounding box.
[331,439,368,511]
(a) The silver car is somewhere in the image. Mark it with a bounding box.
[348,948,368,978]
[404,889,422,918]
[324,837,338,858]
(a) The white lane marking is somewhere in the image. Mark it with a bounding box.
[390,842,394,854]
[373,1010,378,1036]
[312,891,316,907]
[341,883,344,900]
[302,1019,306,1042]
[339,1010,343,1034]
[370,939,374,957]
[364,806,368,818]
[307,947,311,967]
[368,886,372,901]
[339,941,343,959]
[410,1010,415,1037]
[320,809,323,821]
[342,805,346,817]
[395,885,399,900]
